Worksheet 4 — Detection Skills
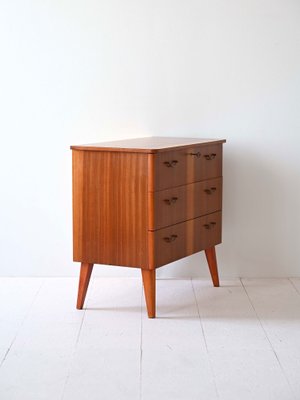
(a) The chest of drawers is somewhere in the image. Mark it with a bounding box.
[71,137,226,318]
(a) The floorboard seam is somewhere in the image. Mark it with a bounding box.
[139,282,143,400]
[0,278,45,370]
[60,279,93,400]
[240,278,297,400]
[191,278,220,400]
[288,278,300,296]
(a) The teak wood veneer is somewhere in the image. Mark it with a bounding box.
[71,137,226,318]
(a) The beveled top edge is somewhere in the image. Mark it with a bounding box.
[70,137,226,153]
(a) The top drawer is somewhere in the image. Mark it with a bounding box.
[151,144,223,191]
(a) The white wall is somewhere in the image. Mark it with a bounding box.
[0,0,299,278]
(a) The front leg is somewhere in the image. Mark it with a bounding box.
[205,247,220,287]
[77,262,94,309]
[141,269,156,318]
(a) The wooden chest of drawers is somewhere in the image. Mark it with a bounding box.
[71,137,226,318]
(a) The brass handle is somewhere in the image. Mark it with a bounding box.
[163,234,178,243]
[164,160,178,168]
[190,151,201,158]
[204,187,217,195]
[203,222,217,230]
[164,197,178,205]
[204,153,217,160]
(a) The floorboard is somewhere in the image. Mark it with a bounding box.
[0,277,299,400]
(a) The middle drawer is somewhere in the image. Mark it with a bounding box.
[148,177,222,230]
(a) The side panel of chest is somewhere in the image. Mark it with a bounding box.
[72,150,148,267]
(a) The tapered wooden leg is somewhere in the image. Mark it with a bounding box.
[205,246,220,287]
[77,262,94,309]
[141,269,156,318]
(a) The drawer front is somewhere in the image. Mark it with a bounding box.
[153,144,222,191]
[149,178,222,230]
[150,211,222,268]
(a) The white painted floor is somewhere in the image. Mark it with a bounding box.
[0,278,300,400]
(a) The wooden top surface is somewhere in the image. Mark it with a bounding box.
[70,137,226,153]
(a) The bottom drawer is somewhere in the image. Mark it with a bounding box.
[149,211,222,268]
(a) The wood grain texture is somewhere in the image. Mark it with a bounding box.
[147,154,155,270]
[141,269,156,318]
[72,150,148,267]
[153,144,223,190]
[77,262,94,309]
[72,138,225,317]
[150,211,222,268]
[148,178,222,230]
[205,247,220,287]
[71,137,226,153]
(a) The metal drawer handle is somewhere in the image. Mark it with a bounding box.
[163,234,178,243]
[204,187,217,195]
[164,197,178,205]
[203,222,217,230]
[190,151,201,158]
[204,153,217,160]
[164,160,178,168]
